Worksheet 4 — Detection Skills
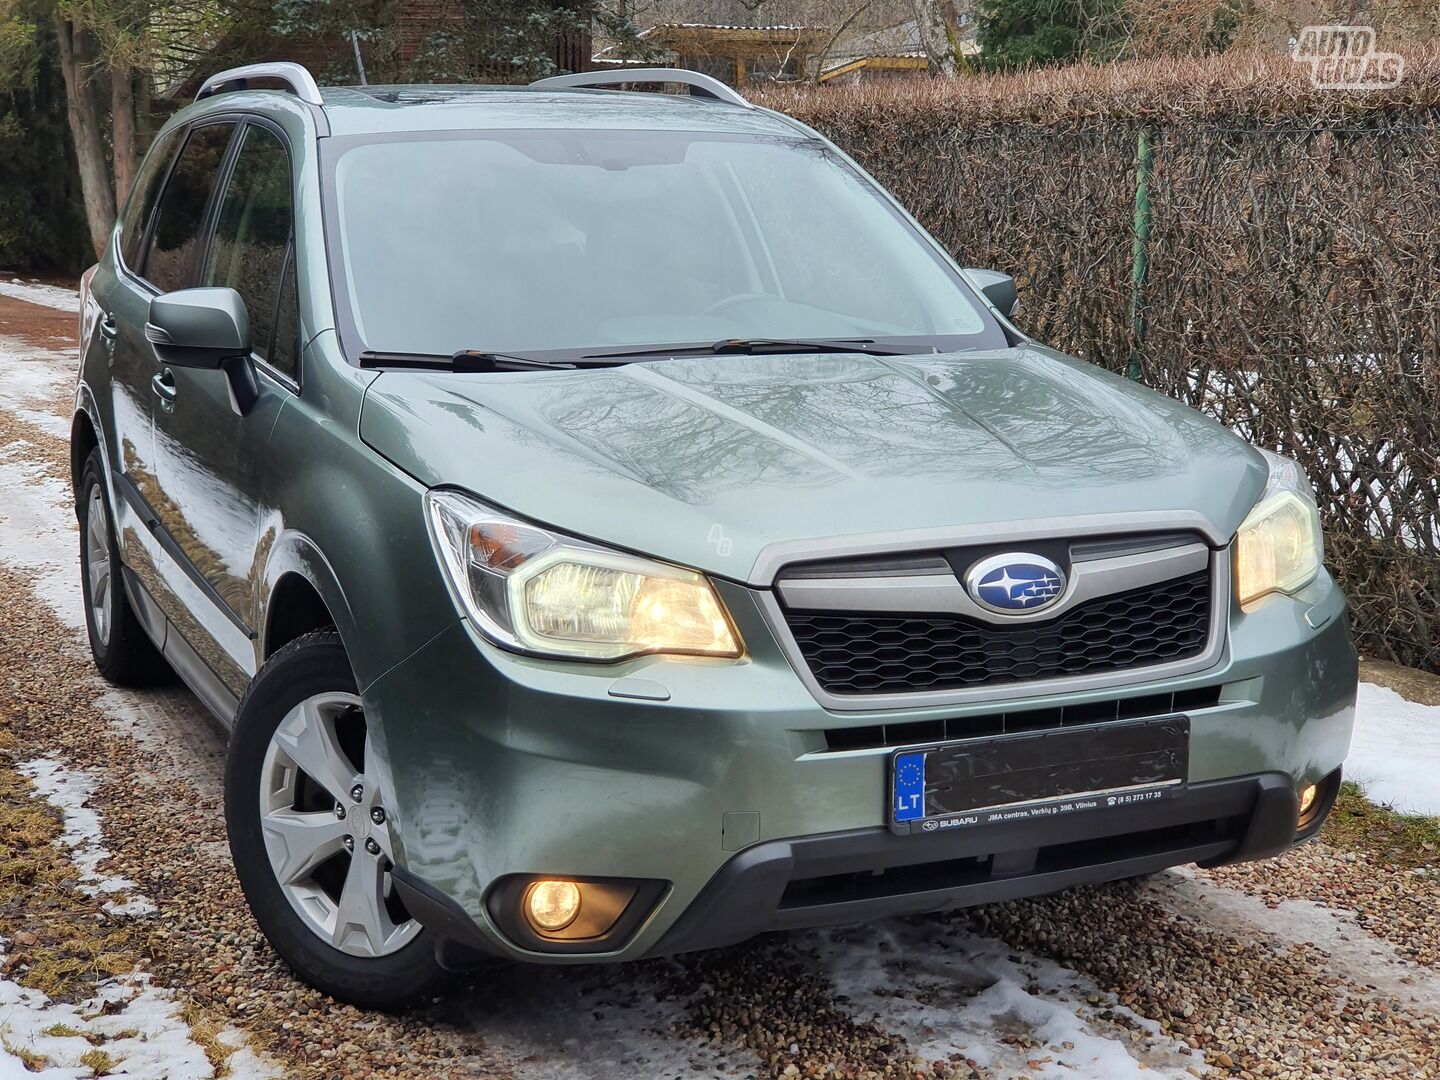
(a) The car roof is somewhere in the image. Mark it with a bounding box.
[320,85,805,138]
[181,83,808,140]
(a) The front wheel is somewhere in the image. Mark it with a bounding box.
[224,630,446,1009]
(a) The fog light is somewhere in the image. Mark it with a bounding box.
[1299,784,1318,816]
[525,879,581,932]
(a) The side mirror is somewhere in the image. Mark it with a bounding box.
[964,268,1019,320]
[145,287,259,414]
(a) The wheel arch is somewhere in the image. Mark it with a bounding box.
[265,573,336,660]
[259,534,357,669]
[70,401,104,508]
[71,408,98,477]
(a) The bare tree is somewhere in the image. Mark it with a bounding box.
[813,0,872,79]
[52,14,116,256]
[909,0,960,74]
[111,67,135,204]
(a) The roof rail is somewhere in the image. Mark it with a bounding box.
[196,62,323,106]
[529,68,752,109]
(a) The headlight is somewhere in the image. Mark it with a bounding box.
[425,490,742,661]
[1234,451,1324,609]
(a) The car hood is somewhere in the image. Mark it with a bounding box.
[359,347,1267,583]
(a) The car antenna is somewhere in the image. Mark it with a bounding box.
[350,31,368,86]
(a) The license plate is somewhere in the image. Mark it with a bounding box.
[889,716,1189,835]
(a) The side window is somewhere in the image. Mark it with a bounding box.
[144,122,236,293]
[203,124,296,378]
[271,251,301,379]
[118,127,182,270]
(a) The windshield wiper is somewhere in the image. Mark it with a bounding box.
[580,338,912,360]
[359,337,914,372]
[359,350,619,372]
[451,349,580,371]
[715,337,911,356]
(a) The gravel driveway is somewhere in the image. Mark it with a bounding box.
[1,283,1437,1079]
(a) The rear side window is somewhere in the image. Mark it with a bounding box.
[203,124,296,377]
[118,127,182,270]
[144,122,236,293]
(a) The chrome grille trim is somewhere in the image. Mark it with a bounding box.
[759,532,1231,713]
[777,541,1208,627]
[748,510,1230,585]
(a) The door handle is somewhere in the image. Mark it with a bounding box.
[151,369,177,412]
[99,313,118,340]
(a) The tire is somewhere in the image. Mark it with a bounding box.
[77,449,172,686]
[224,630,447,1009]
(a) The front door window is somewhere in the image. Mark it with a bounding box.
[144,122,236,293]
[203,125,299,380]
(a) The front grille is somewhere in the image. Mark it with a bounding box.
[822,684,1223,752]
[785,569,1212,697]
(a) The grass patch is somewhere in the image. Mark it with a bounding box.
[35,1023,137,1047]
[1324,781,1440,870]
[79,1048,116,1075]
[0,763,136,1000]
[180,1001,239,1078]
[0,766,67,870]
[2,1040,48,1071]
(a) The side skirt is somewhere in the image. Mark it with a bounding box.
[162,623,240,729]
[120,565,239,729]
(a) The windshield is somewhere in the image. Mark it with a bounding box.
[327,129,1003,359]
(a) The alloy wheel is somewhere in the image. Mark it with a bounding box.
[84,484,113,648]
[258,693,420,958]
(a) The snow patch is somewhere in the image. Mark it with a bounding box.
[473,967,761,1080]
[0,443,83,631]
[0,338,73,443]
[0,329,83,635]
[0,761,282,1072]
[0,343,72,402]
[813,919,1205,1079]
[0,961,273,1079]
[0,279,81,313]
[17,758,154,917]
[1154,869,1440,1012]
[1349,682,1440,817]
[13,408,71,442]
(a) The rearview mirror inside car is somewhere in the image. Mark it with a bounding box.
[145,287,259,415]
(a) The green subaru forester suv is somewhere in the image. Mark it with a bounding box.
[71,63,1357,1008]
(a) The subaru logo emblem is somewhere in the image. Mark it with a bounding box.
[964,552,1067,615]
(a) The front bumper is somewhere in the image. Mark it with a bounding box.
[394,768,1341,965]
[363,571,1357,964]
